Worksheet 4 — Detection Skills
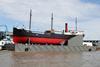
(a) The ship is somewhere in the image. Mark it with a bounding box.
[13,27,76,45]
[13,10,83,45]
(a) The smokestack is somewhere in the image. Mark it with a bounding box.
[65,23,68,32]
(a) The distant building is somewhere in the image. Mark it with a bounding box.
[83,40,100,46]
[6,32,13,38]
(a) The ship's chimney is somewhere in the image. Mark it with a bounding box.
[65,23,68,32]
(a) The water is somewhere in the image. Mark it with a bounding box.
[0,50,100,67]
[0,51,14,67]
[82,51,100,67]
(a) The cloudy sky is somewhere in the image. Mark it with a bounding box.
[0,0,100,40]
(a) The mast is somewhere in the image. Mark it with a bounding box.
[29,9,32,31]
[75,17,77,31]
[51,13,53,31]
[27,9,32,50]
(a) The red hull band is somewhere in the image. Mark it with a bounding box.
[13,36,66,45]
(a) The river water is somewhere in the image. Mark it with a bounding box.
[0,50,100,67]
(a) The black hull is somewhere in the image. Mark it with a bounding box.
[13,27,75,45]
